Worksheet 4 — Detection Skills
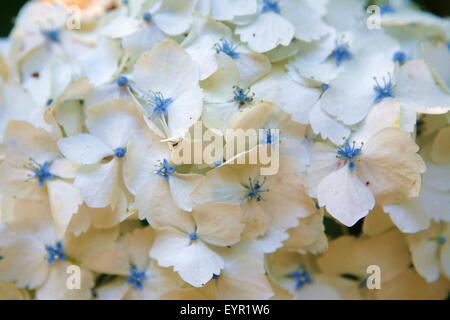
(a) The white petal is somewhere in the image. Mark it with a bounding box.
[209,0,257,21]
[278,78,320,124]
[153,0,196,36]
[318,166,375,227]
[85,100,141,150]
[3,120,59,166]
[236,13,294,53]
[36,262,94,300]
[282,0,331,42]
[100,16,142,39]
[194,203,244,247]
[192,166,248,205]
[396,60,450,114]
[235,52,271,87]
[383,199,430,234]
[201,53,239,103]
[169,173,204,212]
[409,235,440,282]
[0,237,48,289]
[58,134,112,165]
[306,142,341,198]
[216,242,273,300]
[80,38,121,86]
[47,180,83,237]
[358,128,426,204]
[309,102,351,145]
[74,159,120,208]
[167,86,203,139]
[173,241,224,288]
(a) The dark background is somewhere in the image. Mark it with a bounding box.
[0,0,449,36]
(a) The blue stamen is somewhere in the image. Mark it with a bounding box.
[265,130,273,145]
[114,147,127,158]
[116,75,128,87]
[246,177,269,202]
[314,201,320,210]
[143,12,152,22]
[147,91,173,116]
[155,159,175,180]
[393,51,407,64]
[321,83,330,92]
[373,75,395,103]
[330,41,352,66]
[127,266,146,290]
[437,235,446,246]
[45,241,66,264]
[41,29,60,43]
[46,99,54,106]
[261,129,279,146]
[212,273,220,279]
[233,86,254,106]
[215,39,240,60]
[262,0,281,14]
[289,267,313,290]
[189,232,198,241]
[380,4,395,15]
[337,142,362,172]
[27,160,55,187]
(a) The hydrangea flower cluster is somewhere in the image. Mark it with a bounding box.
[0,0,449,300]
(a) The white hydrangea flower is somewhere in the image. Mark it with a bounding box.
[58,100,144,218]
[149,203,244,287]
[1,0,450,301]
[307,104,426,226]
[130,40,203,141]
[0,121,82,236]
[235,0,331,53]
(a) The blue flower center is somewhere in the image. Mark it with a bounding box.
[289,267,313,290]
[321,83,330,93]
[246,177,269,202]
[147,91,173,116]
[373,75,395,103]
[45,241,66,264]
[233,86,254,106]
[380,4,395,15]
[393,51,407,64]
[262,0,281,13]
[27,160,55,187]
[261,129,278,145]
[330,41,352,66]
[155,159,175,180]
[189,232,198,241]
[114,147,127,158]
[116,75,128,87]
[143,12,152,22]
[127,266,146,290]
[437,235,446,246]
[264,130,273,145]
[41,29,60,43]
[215,39,240,60]
[337,142,362,172]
